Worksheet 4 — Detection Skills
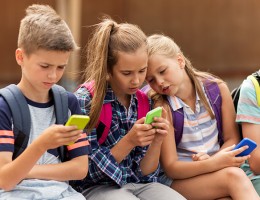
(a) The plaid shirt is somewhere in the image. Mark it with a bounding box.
[74,85,159,189]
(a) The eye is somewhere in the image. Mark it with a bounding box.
[40,64,49,68]
[122,72,131,76]
[160,68,166,74]
[58,65,66,70]
[139,68,147,73]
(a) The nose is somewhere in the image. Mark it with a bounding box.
[47,69,57,80]
[156,76,164,86]
[131,74,140,85]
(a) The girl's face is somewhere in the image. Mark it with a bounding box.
[109,45,148,99]
[146,53,185,96]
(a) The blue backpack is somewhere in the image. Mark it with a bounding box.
[142,81,223,146]
[81,82,150,144]
[0,84,69,161]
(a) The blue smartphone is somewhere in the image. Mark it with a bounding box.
[233,138,257,157]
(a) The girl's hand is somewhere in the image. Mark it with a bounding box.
[192,152,210,161]
[125,117,156,147]
[211,145,250,168]
[37,124,83,150]
[150,107,169,144]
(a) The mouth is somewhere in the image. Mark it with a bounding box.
[129,87,139,92]
[162,86,169,92]
[43,82,54,87]
[130,87,138,90]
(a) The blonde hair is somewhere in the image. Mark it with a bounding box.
[18,4,77,56]
[147,34,223,118]
[83,16,147,131]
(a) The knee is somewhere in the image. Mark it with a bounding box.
[222,167,250,187]
[223,167,246,180]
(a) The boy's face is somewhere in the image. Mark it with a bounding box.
[16,49,70,92]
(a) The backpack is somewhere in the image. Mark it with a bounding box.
[231,71,260,138]
[141,81,223,146]
[0,84,69,161]
[81,82,150,145]
[170,81,223,146]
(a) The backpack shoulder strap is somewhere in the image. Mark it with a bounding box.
[51,84,69,124]
[231,85,241,113]
[204,81,223,145]
[248,74,260,107]
[171,81,223,146]
[50,84,69,162]
[81,82,112,145]
[0,84,31,159]
[171,107,184,146]
[136,90,150,118]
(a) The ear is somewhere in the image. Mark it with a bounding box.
[177,53,185,69]
[15,48,24,66]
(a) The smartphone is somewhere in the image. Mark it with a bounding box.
[65,114,90,130]
[233,138,257,157]
[144,107,163,124]
[65,115,90,145]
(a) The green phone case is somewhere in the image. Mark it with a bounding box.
[65,114,90,130]
[144,107,162,124]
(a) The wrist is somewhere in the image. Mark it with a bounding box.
[122,134,136,149]
[32,139,48,154]
[150,140,163,149]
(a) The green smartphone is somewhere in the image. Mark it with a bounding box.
[65,115,90,145]
[144,107,163,124]
[65,114,90,130]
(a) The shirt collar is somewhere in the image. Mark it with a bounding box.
[167,88,200,111]
[104,85,138,104]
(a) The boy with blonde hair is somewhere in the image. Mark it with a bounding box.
[0,4,91,199]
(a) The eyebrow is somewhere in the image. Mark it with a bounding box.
[39,62,67,67]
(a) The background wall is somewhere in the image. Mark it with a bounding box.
[1,0,260,91]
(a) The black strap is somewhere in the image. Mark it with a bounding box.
[51,85,69,162]
[51,85,68,124]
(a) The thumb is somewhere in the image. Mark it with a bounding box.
[136,117,145,124]
[161,107,167,119]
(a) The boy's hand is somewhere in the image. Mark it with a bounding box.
[37,124,82,150]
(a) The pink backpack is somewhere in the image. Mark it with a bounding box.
[82,82,150,144]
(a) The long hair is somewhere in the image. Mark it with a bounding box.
[147,34,223,118]
[83,16,147,131]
